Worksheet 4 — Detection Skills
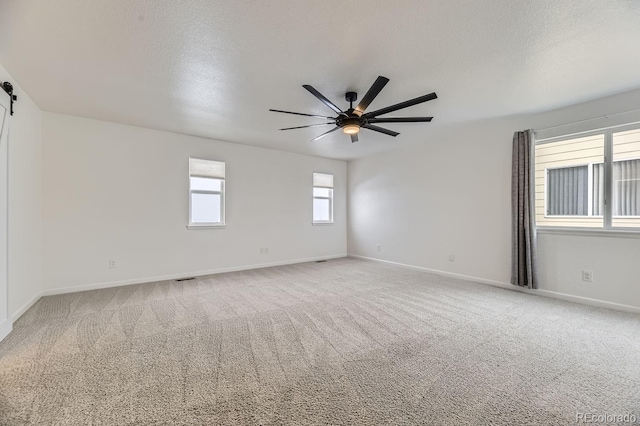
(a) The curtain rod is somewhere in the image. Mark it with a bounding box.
[534,106,640,133]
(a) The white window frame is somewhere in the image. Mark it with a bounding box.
[535,123,640,235]
[312,172,334,225]
[187,159,226,229]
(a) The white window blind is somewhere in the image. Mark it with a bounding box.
[313,172,333,188]
[190,158,225,179]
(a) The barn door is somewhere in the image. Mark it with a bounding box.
[0,90,9,342]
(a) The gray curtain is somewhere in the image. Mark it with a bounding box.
[511,130,538,289]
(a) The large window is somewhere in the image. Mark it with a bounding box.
[189,158,225,227]
[535,127,640,229]
[313,172,333,224]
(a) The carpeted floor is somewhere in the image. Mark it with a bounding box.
[0,258,638,425]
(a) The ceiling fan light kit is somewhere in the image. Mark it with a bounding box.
[342,121,360,135]
[342,125,360,135]
[270,76,437,143]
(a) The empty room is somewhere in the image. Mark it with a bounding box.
[1,1,639,425]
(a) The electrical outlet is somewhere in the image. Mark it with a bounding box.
[260,248,269,255]
[109,259,117,269]
[377,244,381,252]
[448,254,455,262]
[582,270,593,282]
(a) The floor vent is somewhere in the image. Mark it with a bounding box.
[175,277,195,282]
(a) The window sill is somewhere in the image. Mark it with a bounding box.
[186,224,226,230]
[537,227,640,239]
[312,222,334,226]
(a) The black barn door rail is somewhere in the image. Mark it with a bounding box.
[1,82,17,115]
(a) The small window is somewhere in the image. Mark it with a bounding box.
[189,158,225,227]
[313,172,333,224]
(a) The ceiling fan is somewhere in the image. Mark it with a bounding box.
[269,76,437,142]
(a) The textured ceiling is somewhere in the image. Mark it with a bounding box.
[1,0,640,160]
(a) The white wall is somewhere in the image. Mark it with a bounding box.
[42,113,347,293]
[0,64,43,319]
[348,117,515,282]
[536,233,640,308]
[348,88,640,311]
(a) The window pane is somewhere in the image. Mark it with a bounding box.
[313,198,331,222]
[613,160,640,216]
[535,134,604,227]
[190,177,222,192]
[612,128,640,228]
[547,166,588,215]
[313,187,332,197]
[191,192,221,223]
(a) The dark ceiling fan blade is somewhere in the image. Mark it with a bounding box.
[363,124,400,137]
[350,133,358,143]
[279,123,335,130]
[363,92,437,118]
[311,126,340,141]
[302,85,346,116]
[354,76,389,116]
[269,109,335,120]
[367,117,433,123]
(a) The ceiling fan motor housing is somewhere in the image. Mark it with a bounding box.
[338,116,365,128]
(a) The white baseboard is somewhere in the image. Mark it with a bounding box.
[532,289,640,315]
[0,318,11,342]
[43,254,348,297]
[348,254,640,315]
[12,291,44,322]
[348,254,512,288]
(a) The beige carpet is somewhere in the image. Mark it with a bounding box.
[0,258,639,425]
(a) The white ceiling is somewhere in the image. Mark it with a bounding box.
[1,0,640,160]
